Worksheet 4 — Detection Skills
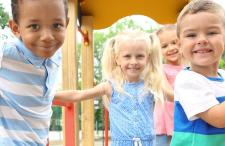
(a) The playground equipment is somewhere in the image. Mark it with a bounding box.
[51,0,189,145]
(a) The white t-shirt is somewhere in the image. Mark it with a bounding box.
[174,68,225,120]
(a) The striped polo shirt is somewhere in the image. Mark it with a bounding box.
[0,38,61,146]
[171,68,225,146]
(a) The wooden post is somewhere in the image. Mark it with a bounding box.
[81,16,94,146]
[62,0,79,146]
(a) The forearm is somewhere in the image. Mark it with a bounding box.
[55,90,85,102]
[162,80,174,102]
[162,73,174,102]
[54,82,108,102]
[197,102,225,128]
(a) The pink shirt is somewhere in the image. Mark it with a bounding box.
[154,64,183,135]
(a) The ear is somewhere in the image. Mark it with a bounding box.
[115,54,120,66]
[9,20,20,37]
[66,17,70,27]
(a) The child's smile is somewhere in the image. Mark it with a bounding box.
[179,11,225,75]
[10,0,68,58]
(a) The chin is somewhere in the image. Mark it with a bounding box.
[35,53,54,58]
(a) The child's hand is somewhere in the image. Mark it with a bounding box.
[162,74,174,102]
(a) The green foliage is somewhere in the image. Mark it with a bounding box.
[0,4,9,29]
[219,54,225,69]
[50,106,62,131]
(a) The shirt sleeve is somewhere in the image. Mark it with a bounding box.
[0,42,4,68]
[174,70,219,120]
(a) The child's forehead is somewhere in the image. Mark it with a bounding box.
[116,39,148,53]
[18,0,66,14]
[158,29,176,37]
[118,38,147,47]
[18,0,65,8]
[180,11,224,27]
[158,31,177,43]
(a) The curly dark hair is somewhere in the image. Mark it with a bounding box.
[11,0,68,24]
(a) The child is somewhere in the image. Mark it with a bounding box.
[154,24,184,146]
[56,30,173,146]
[171,0,225,146]
[0,0,69,145]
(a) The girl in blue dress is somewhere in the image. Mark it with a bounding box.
[56,30,173,146]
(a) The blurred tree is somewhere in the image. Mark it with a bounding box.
[50,106,62,131]
[0,3,9,29]
[219,54,225,69]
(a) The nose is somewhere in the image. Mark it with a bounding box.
[131,57,138,64]
[197,34,208,45]
[168,44,176,51]
[40,29,54,42]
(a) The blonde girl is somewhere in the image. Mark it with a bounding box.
[56,30,172,146]
[154,24,184,146]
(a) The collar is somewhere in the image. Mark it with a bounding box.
[15,38,61,67]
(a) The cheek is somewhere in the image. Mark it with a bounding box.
[20,32,35,42]
[56,31,67,42]
[58,32,66,41]
[161,49,167,56]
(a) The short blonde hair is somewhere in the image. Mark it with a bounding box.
[177,0,225,37]
[101,30,164,101]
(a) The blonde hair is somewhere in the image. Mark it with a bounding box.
[102,30,164,101]
[156,24,176,36]
[177,0,225,37]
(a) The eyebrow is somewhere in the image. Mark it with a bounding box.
[27,19,40,23]
[53,18,65,21]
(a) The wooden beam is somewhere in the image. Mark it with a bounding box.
[61,0,79,146]
[81,16,94,146]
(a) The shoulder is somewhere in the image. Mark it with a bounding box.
[0,39,18,65]
[0,38,22,56]
[175,68,208,85]
[174,68,212,100]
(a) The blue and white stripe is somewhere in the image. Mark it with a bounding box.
[0,38,61,146]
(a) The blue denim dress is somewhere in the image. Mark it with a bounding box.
[109,80,155,146]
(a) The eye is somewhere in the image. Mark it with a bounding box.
[207,31,218,36]
[122,54,131,60]
[185,33,196,38]
[137,54,145,59]
[123,54,131,59]
[161,44,167,49]
[27,24,40,31]
[52,23,63,30]
[171,40,177,45]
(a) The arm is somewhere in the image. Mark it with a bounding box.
[162,74,174,102]
[197,102,225,128]
[55,82,112,102]
[175,70,225,128]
